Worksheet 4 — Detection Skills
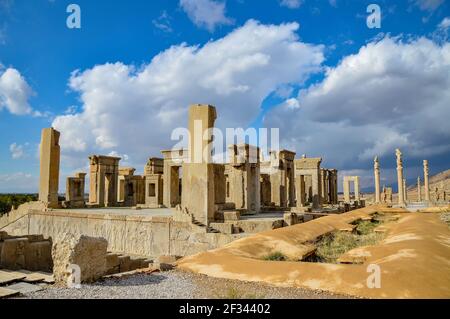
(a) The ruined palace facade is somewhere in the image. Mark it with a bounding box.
[42,104,341,220]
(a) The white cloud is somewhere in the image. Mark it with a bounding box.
[414,0,445,11]
[152,11,173,33]
[265,36,450,185]
[52,20,325,170]
[180,0,233,32]
[0,67,35,115]
[9,143,26,159]
[280,0,303,9]
[0,172,38,193]
[438,17,450,29]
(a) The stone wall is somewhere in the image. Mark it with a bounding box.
[0,231,52,272]
[2,207,243,258]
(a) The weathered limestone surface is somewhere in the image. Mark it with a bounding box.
[181,104,217,225]
[162,149,188,208]
[2,208,244,258]
[118,167,145,206]
[396,149,405,207]
[39,128,60,208]
[0,231,52,272]
[424,160,430,202]
[89,155,121,207]
[226,144,261,213]
[374,157,381,204]
[343,176,360,203]
[294,157,322,209]
[417,176,422,202]
[52,234,108,285]
[144,158,164,208]
[65,172,86,208]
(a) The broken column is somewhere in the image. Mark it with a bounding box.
[396,149,405,207]
[374,156,381,204]
[423,160,430,202]
[181,104,217,226]
[39,128,61,208]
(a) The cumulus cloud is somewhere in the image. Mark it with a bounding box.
[265,36,450,188]
[0,67,35,115]
[180,0,233,32]
[52,20,325,169]
[280,0,303,9]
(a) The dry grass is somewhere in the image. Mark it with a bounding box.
[262,251,287,261]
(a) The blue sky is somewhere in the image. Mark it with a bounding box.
[0,0,449,193]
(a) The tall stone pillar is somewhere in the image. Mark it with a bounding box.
[417,176,422,202]
[295,175,306,208]
[374,156,381,204]
[403,179,408,202]
[39,127,61,208]
[423,160,430,202]
[343,178,350,203]
[354,176,360,202]
[396,149,405,207]
[182,104,217,225]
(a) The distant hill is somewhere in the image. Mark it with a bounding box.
[407,169,449,201]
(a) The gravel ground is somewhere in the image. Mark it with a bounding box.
[20,270,354,299]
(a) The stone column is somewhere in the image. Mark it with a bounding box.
[423,160,430,202]
[39,128,61,208]
[403,179,408,202]
[374,156,381,204]
[396,149,405,207]
[417,176,422,202]
[295,175,306,208]
[182,104,217,225]
[354,176,360,202]
[343,177,350,203]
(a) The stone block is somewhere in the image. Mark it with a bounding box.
[7,282,43,294]
[25,235,45,243]
[154,262,174,271]
[223,211,240,221]
[157,255,179,264]
[25,241,53,272]
[52,234,108,286]
[0,287,20,299]
[0,231,9,241]
[118,255,131,272]
[209,222,234,234]
[106,253,120,274]
[284,213,299,226]
[0,238,29,270]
